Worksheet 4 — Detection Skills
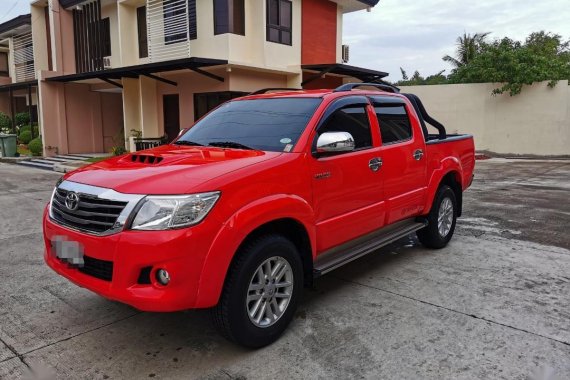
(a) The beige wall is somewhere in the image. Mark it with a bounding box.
[115,0,302,73]
[399,81,570,156]
[31,4,49,73]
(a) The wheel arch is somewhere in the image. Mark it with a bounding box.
[194,195,315,308]
[424,166,463,218]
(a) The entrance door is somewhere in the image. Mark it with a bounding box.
[163,94,180,142]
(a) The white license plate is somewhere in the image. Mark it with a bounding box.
[51,236,84,266]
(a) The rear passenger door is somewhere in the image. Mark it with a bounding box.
[371,96,427,225]
[310,96,386,253]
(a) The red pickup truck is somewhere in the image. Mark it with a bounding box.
[43,83,474,348]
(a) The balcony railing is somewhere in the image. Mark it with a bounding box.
[146,0,196,62]
[13,32,35,82]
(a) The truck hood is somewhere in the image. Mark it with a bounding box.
[64,145,282,194]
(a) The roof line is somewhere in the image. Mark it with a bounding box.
[46,57,228,83]
[0,14,31,36]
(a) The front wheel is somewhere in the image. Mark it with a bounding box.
[211,234,303,348]
[417,185,457,249]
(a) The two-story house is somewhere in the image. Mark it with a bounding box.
[0,14,40,134]
[22,0,386,155]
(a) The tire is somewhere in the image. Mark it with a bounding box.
[211,234,303,348]
[417,185,458,249]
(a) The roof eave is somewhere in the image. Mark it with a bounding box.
[0,14,32,38]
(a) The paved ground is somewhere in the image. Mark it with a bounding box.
[0,159,569,379]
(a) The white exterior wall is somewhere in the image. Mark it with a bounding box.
[399,81,570,156]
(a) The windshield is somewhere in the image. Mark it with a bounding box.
[176,98,322,152]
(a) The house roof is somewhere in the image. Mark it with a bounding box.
[46,57,228,84]
[0,14,32,39]
[301,63,389,86]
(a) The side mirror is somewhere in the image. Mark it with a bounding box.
[316,132,355,154]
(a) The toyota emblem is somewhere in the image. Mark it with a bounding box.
[65,192,80,211]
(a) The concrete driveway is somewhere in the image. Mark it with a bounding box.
[0,159,569,379]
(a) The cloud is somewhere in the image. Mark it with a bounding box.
[344,0,570,81]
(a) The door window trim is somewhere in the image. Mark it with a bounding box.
[312,96,375,157]
[369,96,414,147]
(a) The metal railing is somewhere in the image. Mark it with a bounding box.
[134,137,168,151]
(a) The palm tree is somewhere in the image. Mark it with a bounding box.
[443,32,490,68]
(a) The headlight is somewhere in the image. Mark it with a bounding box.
[130,192,220,230]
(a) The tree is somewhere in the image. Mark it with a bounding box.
[449,31,570,95]
[443,32,490,68]
[396,68,448,86]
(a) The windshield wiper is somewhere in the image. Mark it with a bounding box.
[173,140,203,146]
[208,141,254,150]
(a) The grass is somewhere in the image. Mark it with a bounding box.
[17,145,31,157]
[85,156,109,163]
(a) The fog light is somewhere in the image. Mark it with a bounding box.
[156,269,170,285]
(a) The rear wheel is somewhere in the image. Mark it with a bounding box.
[417,185,457,249]
[211,234,303,348]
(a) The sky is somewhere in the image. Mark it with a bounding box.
[1,0,569,81]
[344,0,570,81]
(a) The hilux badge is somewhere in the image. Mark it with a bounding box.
[65,192,80,211]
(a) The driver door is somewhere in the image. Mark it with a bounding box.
[310,96,386,254]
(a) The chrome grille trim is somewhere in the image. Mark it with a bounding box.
[49,180,146,236]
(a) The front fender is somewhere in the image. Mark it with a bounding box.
[194,194,315,308]
[422,156,463,214]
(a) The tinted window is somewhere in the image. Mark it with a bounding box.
[319,106,372,149]
[101,18,111,56]
[375,105,412,144]
[137,7,148,58]
[178,98,321,152]
[267,0,292,45]
[194,91,248,120]
[214,0,245,35]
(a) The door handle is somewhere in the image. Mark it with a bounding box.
[413,149,424,160]
[369,157,382,172]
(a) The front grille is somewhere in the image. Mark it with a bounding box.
[51,188,127,234]
[78,255,114,281]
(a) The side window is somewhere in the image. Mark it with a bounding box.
[375,104,412,144]
[266,0,292,45]
[319,105,372,150]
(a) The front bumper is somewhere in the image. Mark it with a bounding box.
[43,207,218,312]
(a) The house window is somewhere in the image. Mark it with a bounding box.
[137,6,148,58]
[214,0,245,35]
[266,0,292,45]
[194,91,248,120]
[164,0,197,44]
[0,52,8,77]
[100,18,111,57]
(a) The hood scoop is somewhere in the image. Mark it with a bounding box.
[128,154,164,165]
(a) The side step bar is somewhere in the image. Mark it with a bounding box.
[313,218,427,277]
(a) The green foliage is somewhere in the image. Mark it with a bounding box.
[19,130,32,144]
[130,129,142,138]
[443,32,490,68]
[448,31,570,95]
[28,137,43,156]
[396,68,449,86]
[0,112,11,133]
[111,146,127,156]
[18,124,39,136]
[14,112,30,127]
